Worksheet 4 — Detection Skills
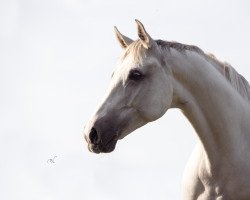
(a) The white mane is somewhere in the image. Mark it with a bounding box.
[155,40,250,102]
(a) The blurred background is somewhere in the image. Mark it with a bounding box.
[0,0,249,199]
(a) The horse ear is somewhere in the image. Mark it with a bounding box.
[114,26,133,49]
[135,19,154,49]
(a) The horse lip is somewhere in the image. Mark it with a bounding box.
[88,135,118,154]
[101,135,118,153]
[89,144,101,154]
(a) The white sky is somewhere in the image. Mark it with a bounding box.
[0,0,250,199]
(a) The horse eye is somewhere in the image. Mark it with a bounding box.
[128,70,143,81]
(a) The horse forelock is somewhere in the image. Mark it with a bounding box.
[156,39,250,102]
[121,40,146,63]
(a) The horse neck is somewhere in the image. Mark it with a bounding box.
[165,49,250,165]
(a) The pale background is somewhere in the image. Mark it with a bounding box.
[0,0,250,199]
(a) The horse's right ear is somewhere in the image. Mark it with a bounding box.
[114,26,133,49]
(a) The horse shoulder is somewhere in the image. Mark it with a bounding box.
[182,143,204,200]
[182,141,250,200]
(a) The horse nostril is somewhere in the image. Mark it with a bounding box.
[89,128,100,144]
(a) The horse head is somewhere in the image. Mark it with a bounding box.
[84,20,173,153]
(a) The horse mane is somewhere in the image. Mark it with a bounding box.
[156,40,250,102]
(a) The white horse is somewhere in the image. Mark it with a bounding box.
[84,20,250,200]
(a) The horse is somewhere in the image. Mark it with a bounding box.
[84,20,250,200]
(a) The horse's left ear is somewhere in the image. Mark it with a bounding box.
[135,19,154,49]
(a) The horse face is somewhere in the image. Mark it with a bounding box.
[84,20,173,153]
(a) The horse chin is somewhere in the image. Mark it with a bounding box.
[88,138,118,154]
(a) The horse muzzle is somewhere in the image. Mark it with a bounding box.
[84,127,119,154]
